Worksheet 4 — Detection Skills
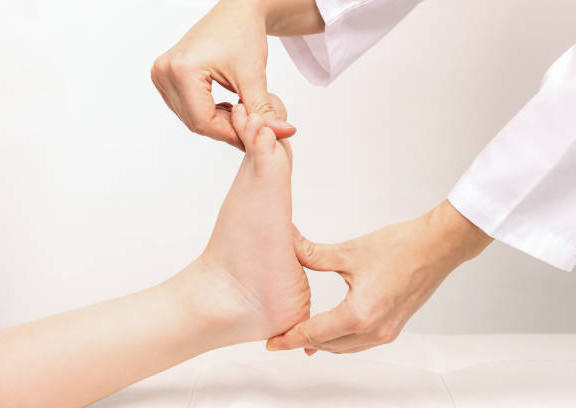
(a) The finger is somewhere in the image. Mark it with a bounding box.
[266,302,354,351]
[151,67,187,125]
[304,348,317,356]
[238,69,276,121]
[152,77,174,112]
[231,104,249,140]
[265,123,295,139]
[239,114,266,152]
[267,94,287,121]
[216,102,234,112]
[264,94,296,139]
[212,109,243,150]
[292,226,352,272]
[175,69,240,147]
[151,60,176,112]
[312,333,373,354]
[241,93,295,139]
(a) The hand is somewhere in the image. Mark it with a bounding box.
[151,0,297,149]
[267,201,493,354]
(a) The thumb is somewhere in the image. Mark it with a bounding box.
[267,302,353,351]
[238,71,275,120]
[291,225,351,272]
[238,72,296,138]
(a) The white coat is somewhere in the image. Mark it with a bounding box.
[282,0,576,271]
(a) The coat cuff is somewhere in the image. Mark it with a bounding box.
[447,45,576,272]
[281,0,423,86]
[448,183,576,272]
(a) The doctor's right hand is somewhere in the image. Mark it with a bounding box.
[151,0,297,149]
[267,200,493,354]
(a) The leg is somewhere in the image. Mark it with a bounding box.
[0,105,309,407]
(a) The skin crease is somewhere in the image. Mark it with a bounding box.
[0,97,310,407]
[151,0,324,148]
[267,201,494,355]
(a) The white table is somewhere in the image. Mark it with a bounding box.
[92,334,576,407]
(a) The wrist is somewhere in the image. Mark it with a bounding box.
[424,200,493,266]
[235,0,324,36]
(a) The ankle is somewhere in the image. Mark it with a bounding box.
[165,259,253,352]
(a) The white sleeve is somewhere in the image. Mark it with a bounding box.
[448,45,576,271]
[281,0,423,86]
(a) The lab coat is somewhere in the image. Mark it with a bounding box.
[281,0,576,271]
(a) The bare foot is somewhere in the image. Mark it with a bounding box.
[190,102,309,344]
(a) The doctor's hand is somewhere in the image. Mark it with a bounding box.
[151,0,297,149]
[267,200,493,354]
[151,0,325,149]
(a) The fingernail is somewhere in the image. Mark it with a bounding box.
[305,348,317,357]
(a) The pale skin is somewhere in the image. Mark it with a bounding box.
[0,101,309,407]
[158,0,495,356]
[268,201,493,355]
[151,0,324,148]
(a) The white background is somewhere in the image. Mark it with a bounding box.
[1,0,575,333]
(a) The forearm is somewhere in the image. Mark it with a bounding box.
[0,261,228,408]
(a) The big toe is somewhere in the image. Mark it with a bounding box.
[238,113,266,154]
[254,127,277,157]
[232,107,281,166]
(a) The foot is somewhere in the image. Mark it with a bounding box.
[189,102,309,345]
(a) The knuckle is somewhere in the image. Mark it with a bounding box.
[151,57,168,82]
[167,56,193,80]
[250,100,275,118]
[347,304,377,332]
[302,240,318,264]
[349,312,372,332]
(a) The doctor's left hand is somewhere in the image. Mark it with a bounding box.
[267,200,493,354]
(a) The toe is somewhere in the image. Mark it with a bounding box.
[231,104,248,142]
[278,140,293,172]
[254,127,277,157]
[240,114,266,154]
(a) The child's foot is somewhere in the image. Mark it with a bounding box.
[194,102,309,343]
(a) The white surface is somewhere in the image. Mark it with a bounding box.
[3,0,576,335]
[92,334,576,407]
